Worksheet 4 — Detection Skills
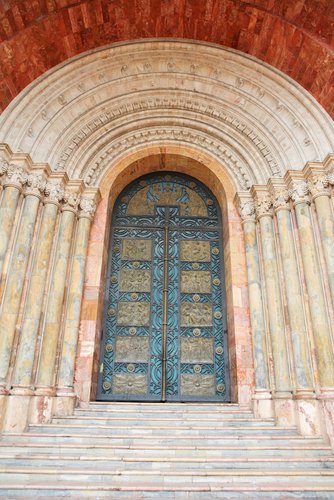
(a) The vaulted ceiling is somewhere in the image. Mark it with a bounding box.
[0,0,333,118]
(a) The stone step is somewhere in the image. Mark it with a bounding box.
[3,432,324,446]
[1,467,334,486]
[75,407,254,417]
[1,482,334,499]
[29,423,299,436]
[1,453,334,470]
[52,416,275,427]
[87,402,243,409]
[1,442,331,457]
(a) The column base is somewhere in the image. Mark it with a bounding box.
[29,395,54,425]
[273,392,296,427]
[318,389,334,449]
[1,394,32,433]
[294,391,323,436]
[252,390,274,419]
[54,389,77,416]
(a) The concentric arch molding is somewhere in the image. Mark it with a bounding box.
[0,39,333,190]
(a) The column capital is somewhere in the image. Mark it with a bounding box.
[62,190,81,214]
[289,180,310,206]
[0,157,8,177]
[268,180,290,212]
[44,181,65,206]
[24,173,46,199]
[327,166,334,186]
[307,173,330,200]
[2,163,26,191]
[78,196,97,220]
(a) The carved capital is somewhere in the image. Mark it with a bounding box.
[307,174,330,199]
[0,157,8,176]
[238,199,256,222]
[79,197,96,219]
[3,164,26,189]
[327,167,334,186]
[255,194,273,218]
[289,181,310,205]
[44,181,65,205]
[62,191,81,213]
[271,187,290,211]
[24,173,46,198]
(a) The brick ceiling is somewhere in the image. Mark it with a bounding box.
[0,0,333,117]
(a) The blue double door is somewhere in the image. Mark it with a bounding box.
[97,173,230,402]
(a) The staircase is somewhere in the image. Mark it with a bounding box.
[0,402,334,498]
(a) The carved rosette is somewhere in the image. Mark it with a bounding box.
[307,174,330,199]
[289,181,310,205]
[238,199,256,223]
[44,181,65,205]
[62,191,81,213]
[271,187,290,211]
[255,194,273,218]
[24,173,46,198]
[78,197,97,220]
[3,163,26,190]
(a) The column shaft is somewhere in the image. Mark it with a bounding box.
[36,209,76,391]
[313,195,334,305]
[57,216,91,391]
[276,208,313,389]
[243,219,270,391]
[11,202,59,389]
[0,194,41,384]
[259,215,291,393]
[0,186,21,277]
[294,202,334,387]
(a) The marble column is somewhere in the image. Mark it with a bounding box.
[11,182,65,394]
[56,197,96,415]
[270,182,319,434]
[253,189,293,426]
[0,173,45,391]
[35,191,80,395]
[0,164,25,279]
[237,195,272,418]
[290,180,334,389]
[307,172,334,306]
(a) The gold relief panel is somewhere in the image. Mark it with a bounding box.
[181,374,215,396]
[181,271,211,294]
[181,338,214,363]
[181,303,212,327]
[180,241,211,262]
[120,269,151,292]
[117,302,150,326]
[121,239,152,261]
[113,373,148,395]
[114,337,150,363]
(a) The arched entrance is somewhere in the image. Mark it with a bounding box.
[97,172,230,402]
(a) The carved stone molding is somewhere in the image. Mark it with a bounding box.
[239,199,256,222]
[0,157,8,176]
[307,174,330,199]
[289,181,310,205]
[327,167,334,186]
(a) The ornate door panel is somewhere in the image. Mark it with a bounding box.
[97,173,230,402]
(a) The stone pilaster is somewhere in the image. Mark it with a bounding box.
[235,193,272,418]
[35,190,80,396]
[0,173,45,392]
[252,187,293,426]
[270,180,320,435]
[56,194,97,415]
[0,162,26,279]
[289,179,334,389]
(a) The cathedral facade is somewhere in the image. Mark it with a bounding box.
[0,5,333,452]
